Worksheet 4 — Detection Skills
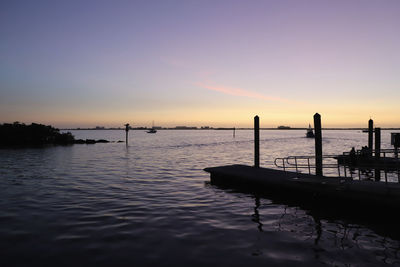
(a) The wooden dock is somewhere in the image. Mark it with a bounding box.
[204,164,400,209]
[204,115,400,211]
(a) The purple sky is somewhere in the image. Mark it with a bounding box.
[1,0,400,127]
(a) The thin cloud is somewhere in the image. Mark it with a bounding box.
[197,82,293,103]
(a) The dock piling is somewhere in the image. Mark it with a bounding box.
[396,135,400,182]
[125,123,130,144]
[368,119,373,156]
[375,127,381,181]
[254,116,260,168]
[314,113,323,176]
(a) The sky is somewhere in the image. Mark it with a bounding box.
[1,0,400,128]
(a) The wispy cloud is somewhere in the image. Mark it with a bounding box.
[197,82,293,103]
[160,56,296,104]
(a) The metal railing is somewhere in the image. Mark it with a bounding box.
[342,148,399,158]
[274,155,342,176]
[274,152,400,183]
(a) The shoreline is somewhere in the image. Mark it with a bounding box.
[62,127,400,131]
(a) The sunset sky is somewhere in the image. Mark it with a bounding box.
[1,0,400,128]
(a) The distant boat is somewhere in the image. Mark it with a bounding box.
[147,128,157,133]
[147,121,157,134]
[306,124,315,138]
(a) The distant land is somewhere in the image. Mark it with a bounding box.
[61,126,400,131]
[0,122,118,147]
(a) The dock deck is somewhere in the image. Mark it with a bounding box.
[204,165,400,208]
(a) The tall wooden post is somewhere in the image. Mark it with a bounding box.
[395,135,400,182]
[233,127,236,138]
[368,119,373,155]
[374,127,381,181]
[314,113,323,176]
[254,116,260,168]
[125,123,130,144]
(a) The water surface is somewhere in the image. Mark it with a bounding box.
[1,129,399,266]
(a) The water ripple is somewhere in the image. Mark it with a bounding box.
[1,130,399,266]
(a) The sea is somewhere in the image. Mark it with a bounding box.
[1,129,400,266]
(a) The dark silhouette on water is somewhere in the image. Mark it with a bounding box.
[0,122,112,147]
[335,146,400,173]
[147,128,157,133]
[375,127,381,181]
[0,122,74,146]
[254,116,259,168]
[368,118,373,156]
[349,147,356,163]
[394,134,400,159]
[205,114,400,224]
[306,123,315,138]
[146,120,157,133]
[314,113,322,176]
[335,120,400,181]
[125,123,130,144]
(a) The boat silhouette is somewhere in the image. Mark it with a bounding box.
[306,124,314,138]
[147,121,157,133]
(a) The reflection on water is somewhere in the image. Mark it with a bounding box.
[243,190,400,265]
[1,129,400,266]
[251,196,263,232]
